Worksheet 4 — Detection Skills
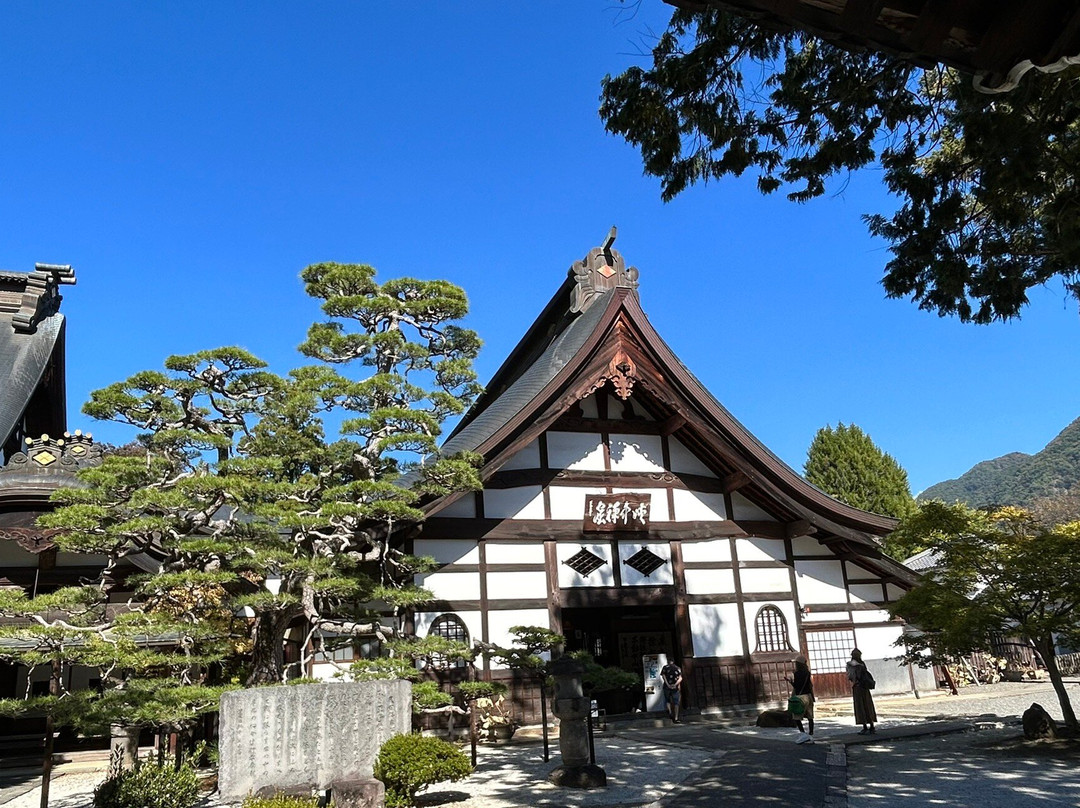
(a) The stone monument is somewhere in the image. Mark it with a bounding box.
[547,656,606,788]
[218,680,411,801]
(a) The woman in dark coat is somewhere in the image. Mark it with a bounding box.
[845,648,876,734]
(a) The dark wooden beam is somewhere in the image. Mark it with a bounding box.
[721,470,751,494]
[420,517,750,542]
[659,412,687,436]
[785,520,817,539]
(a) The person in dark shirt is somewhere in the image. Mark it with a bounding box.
[660,660,683,724]
[790,655,815,743]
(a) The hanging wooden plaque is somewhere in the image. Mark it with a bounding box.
[583,493,650,532]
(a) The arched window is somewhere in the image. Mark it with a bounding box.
[753,605,794,653]
[428,613,469,669]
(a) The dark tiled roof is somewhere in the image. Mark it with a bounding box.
[0,313,64,449]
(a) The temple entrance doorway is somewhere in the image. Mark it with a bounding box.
[561,605,676,714]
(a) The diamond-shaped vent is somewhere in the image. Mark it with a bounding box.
[624,548,664,577]
[565,548,606,577]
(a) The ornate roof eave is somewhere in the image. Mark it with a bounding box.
[0,263,76,335]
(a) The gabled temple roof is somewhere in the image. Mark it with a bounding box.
[0,264,75,453]
[432,231,919,586]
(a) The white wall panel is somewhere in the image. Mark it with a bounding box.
[484,486,545,519]
[790,535,824,557]
[413,539,479,565]
[500,439,541,471]
[485,542,545,564]
[436,495,476,518]
[735,537,787,562]
[415,571,481,601]
[744,600,799,652]
[730,492,775,521]
[853,609,892,624]
[671,488,727,521]
[486,571,549,600]
[885,584,906,602]
[738,568,792,594]
[853,624,904,659]
[801,611,850,623]
[689,603,743,657]
[546,431,605,471]
[611,488,670,521]
[795,561,848,605]
[684,568,735,595]
[849,584,884,604]
[608,434,665,472]
[557,542,616,588]
[487,609,552,663]
[681,539,732,563]
[618,542,674,587]
[668,438,715,477]
[548,486,607,520]
[578,394,599,419]
[0,544,35,567]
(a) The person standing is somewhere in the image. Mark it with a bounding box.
[846,648,877,734]
[660,658,683,724]
[790,655,815,744]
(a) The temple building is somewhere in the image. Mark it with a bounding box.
[396,232,933,714]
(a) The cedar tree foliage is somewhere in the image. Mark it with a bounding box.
[804,423,915,527]
[42,264,483,685]
[888,502,1080,730]
[600,6,1080,322]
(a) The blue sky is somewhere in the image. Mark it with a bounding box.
[2,2,1077,495]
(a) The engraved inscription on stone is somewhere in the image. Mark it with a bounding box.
[218,680,412,800]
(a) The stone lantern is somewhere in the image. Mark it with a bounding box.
[548,656,606,788]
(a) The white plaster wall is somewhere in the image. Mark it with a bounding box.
[579,394,599,419]
[853,624,904,659]
[484,486,545,519]
[309,662,343,682]
[688,603,743,657]
[608,434,665,472]
[548,487,607,520]
[730,492,775,521]
[853,609,893,624]
[790,535,824,557]
[487,609,552,663]
[849,584,884,604]
[738,568,792,594]
[436,495,476,518]
[735,537,786,562]
[415,571,481,601]
[58,552,108,567]
[668,438,715,477]
[415,610,483,645]
[886,584,906,602]
[557,542,616,588]
[486,571,549,600]
[618,542,674,587]
[0,544,36,567]
[684,568,736,595]
[801,611,850,623]
[795,561,848,606]
[413,539,479,565]
[485,542,545,564]
[500,439,541,471]
[681,539,732,563]
[671,488,727,521]
[744,600,799,651]
[546,431,605,471]
[611,488,670,521]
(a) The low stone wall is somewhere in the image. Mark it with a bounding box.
[218,680,411,801]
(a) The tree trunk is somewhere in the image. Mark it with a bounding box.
[246,608,299,686]
[1035,637,1077,731]
[39,660,61,808]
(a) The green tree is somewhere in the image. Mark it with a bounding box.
[600,6,1080,322]
[888,502,1080,730]
[804,423,915,521]
[43,263,483,686]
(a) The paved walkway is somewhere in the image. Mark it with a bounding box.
[3,681,1079,808]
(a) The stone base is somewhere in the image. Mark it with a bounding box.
[547,764,607,789]
[332,778,385,808]
[253,784,317,799]
[1022,703,1058,740]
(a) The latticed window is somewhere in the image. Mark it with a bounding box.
[753,605,794,653]
[429,613,469,669]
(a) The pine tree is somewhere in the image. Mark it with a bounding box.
[804,423,916,521]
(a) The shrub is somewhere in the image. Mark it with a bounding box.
[374,733,472,808]
[93,758,199,808]
[241,793,319,808]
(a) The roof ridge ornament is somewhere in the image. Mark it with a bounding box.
[11,263,76,334]
[570,227,639,314]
